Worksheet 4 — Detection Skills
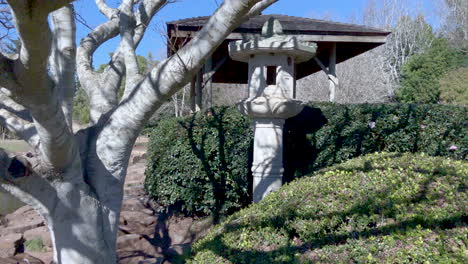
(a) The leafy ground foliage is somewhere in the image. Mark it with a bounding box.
[24,237,45,252]
[145,103,466,217]
[188,152,467,263]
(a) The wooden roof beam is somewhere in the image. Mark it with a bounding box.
[169,30,388,43]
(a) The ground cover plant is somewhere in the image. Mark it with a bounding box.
[188,152,468,263]
[145,103,467,216]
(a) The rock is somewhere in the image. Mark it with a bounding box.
[131,152,147,164]
[119,220,153,237]
[167,217,194,245]
[121,198,147,212]
[140,208,154,216]
[125,162,147,185]
[123,185,146,198]
[0,253,45,263]
[168,244,191,256]
[3,217,45,235]
[136,258,163,264]
[24,226,52,248]
[117,234,146,249]
[117,234,163,264]
[118,251,163,264]
[4,205,34,222]
[120,211,155,227]
[24,251,53,264]
[0,233,23,258]
[119,211,156,236]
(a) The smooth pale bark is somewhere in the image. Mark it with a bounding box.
[0,91,39,146]
[0,0,280,263]
[77,0,169,123]
[49,5,77,129]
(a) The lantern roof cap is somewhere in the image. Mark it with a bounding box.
[229,18,317,63]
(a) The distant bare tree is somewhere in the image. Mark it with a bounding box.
[299,0,435,103]
[0,0,14,51]
[436,0,467,52]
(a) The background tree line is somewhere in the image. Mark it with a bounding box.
[299,0,466,105]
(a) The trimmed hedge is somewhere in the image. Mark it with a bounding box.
[284,103,466,181]
[145,103,467,216]
[145,107,253,217]
[188,152,468,263]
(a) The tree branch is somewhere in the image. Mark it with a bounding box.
[134,0,170,46]
[0,51,18,90]
[0,148,65,222]
[77,18,120,123]
[78,0,170,123]
[49,4,77,130]
[246,0,278,18]
[103,0,169,99]
[103,0,271,159]
[0,91,39,147]
[6,1,77,172]
[96,0,117,19]
[119,0,142,98]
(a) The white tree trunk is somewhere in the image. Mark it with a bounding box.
[0,1,280,263]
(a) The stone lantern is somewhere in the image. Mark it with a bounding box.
[229,18,317,202]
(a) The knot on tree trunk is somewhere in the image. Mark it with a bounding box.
[8,156,32,178]
[0,149,32,180]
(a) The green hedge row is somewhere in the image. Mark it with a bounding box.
[144,103,467,216]
[145,107,253,217]
[188,152,468,263]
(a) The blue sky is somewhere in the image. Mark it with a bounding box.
[72,0,436,67]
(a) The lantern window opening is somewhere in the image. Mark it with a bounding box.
[266,65,277,86]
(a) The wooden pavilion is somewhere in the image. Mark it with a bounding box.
[166,14,390,111]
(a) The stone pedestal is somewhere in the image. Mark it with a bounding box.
[251,119,285,202]
[237,97,303,202]
[229,18,317,202]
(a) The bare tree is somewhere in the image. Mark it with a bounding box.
[0,0,278,263]
[298,0,435,103]
[436,0,467,52]
[0,0,14,50]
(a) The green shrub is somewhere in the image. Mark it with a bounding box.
[439,67,468,107]
[144,107,252,217]
[396,38,463,104]
[188,152,468,263]
[73,87,91,125]
[145,103,467,216]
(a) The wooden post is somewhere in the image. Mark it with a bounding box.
[203,57,213,109]
[190,77,196,113]
[328,43,338,102]
[313,43,339,103]
[195,69,203,112]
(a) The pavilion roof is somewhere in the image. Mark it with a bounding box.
[168,14,389,36]
[166,14,390,83]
